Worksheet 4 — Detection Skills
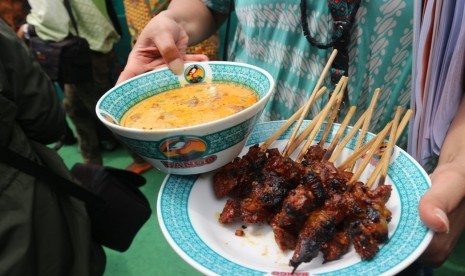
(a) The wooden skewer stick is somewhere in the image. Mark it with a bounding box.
[260,87,327,151]
[323,106,357,161]
[348,122,393,183]
[281,87,326,153]
[317,88,345,148]
[338,121,392,172]
[348,88,381,172]
[365,145,391,189]
[287,90,344,157]
[367,106,403,188]
[333,109,411,169]
[284,111,323,157]
[328,110,368,163]
[288,78,348,157]
[286,88,346,157]
[293,77,347,160]
[295,76,348,161]
[284,49,338,153]
[365,108,412,188]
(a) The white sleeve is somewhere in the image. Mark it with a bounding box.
[26,0,70,41]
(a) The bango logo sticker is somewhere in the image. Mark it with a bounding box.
[184,64,205,84]
[159,136,216,169]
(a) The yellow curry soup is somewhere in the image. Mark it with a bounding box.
[121,82,259,130]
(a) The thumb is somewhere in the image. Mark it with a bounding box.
[418,168,465,233]
[418,194,449,234]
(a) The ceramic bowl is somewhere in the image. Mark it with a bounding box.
[96,61,275,175]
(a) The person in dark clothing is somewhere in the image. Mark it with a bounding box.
[0,19,105,275]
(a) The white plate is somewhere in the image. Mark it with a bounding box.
[157,120,433,276]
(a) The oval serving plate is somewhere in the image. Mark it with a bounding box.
[157,120,433,276]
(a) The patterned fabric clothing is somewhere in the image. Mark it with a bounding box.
[123,0,219,60]
[204,0,413,149]
[26,0,120,53]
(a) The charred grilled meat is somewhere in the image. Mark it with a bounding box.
[217,146,305,224]
[290,194,348,272]
[321,226,351,262]
[270,171,326,251]
[214,143,393,272]
[213,144,269,199]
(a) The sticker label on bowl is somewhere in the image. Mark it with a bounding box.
[184,64,206,84]
[160,136,208,161]
[161,155,217,169]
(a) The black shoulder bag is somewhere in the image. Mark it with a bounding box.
[28,0,92,83]
[0,145,152,252]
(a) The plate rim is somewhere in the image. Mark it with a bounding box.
[157,120,434,276]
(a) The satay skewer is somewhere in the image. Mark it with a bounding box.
[295,76,348,161]
[284,112,323,156]
[365,107,402,188]
[260,87,327,151]
[337,121,392,173]
[317,87,346,148]
[328,110,368,163]
[365,108,412,188]
[285,49,338,152]
[336,125,386,172]
[348,121,393,183]
[282,78,343,156]
[348,88,381,172]
[323,106,357,160]
[285,86,344,157]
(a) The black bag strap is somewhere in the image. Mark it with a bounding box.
[300,0,361,77]
[63,0,80,36]
[0,145,104,206]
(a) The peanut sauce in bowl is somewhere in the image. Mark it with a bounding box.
[121,82,258,130]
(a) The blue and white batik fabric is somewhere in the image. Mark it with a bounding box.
[204,0,413,149]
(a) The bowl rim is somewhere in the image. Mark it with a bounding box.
[96,61,275,135]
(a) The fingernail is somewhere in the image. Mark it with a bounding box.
[434,208,450,234]
[169,59,184,75]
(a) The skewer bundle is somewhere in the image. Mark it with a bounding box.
[212,50,412,272]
